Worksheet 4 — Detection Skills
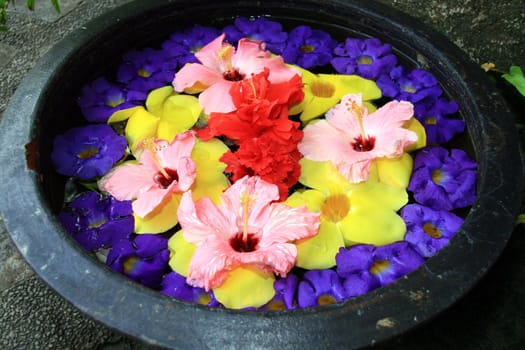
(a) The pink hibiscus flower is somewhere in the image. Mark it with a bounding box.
[98,131,197,217]
[298,93,417,183]
[172,33,299,114]
[177,176,320,290]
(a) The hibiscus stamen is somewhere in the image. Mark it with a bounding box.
[240,191,255,243]
[346,100,376,152]
[139,137,172,181]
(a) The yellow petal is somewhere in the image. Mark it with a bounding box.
[134,194,181,234]
[107,106,143,123]
[167,230,196,276]
[157,95,203,142]
[300,95,340,123]
[404,117,427,152]
[213,266,275,309]
[299,158,348,193]
[145,86,176,117]
[340,207,407,246]
[374,153,414,189]
[295,219,345,269]
[285,189,325,213]
[349,178,408,211]
[318,74,381,101]
[191,138,229,203]
[125,108,160,151]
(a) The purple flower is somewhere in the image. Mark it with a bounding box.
[116,48,177,93]
[58,191,133,251]
[414,97,465,145]
[107,234,170,289]
[161,271,219,306]
[336,242,424,292]
[223,17,288,55]
[297,269,348,308]
[262,274,299,310]
[161,25,222,67]
[331,38,398,80]
[376,66,443,104]
[408,146,477,210]
[77,77,147,123]
[51,124,127,180]
[401,204,464,257]
[282,25,337,69]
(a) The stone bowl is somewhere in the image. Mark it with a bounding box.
[0,0,522,349]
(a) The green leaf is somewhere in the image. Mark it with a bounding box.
[502,65,525,97]
[26,0,35,11]
[50,0,60,13]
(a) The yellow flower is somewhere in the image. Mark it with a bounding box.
[285,158,409,269]
[288,66,381,123]
[108,86,204,152]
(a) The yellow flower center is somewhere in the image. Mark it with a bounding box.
[423,223,442,238]
[321,194,350,222]
[123,255,139,274]
[317,294,338,305]
[77,147,99,159]
[431,169,444,184]
[301,45,315,53]
[266,300,286,311]
[106,97,125,108]
[197,293,212,305]
[310,80,335,98]
[425,117,438,125]
[357,55,373,65]
[88,217,107,229]
[369,259,390,275]
[137,68,151,78]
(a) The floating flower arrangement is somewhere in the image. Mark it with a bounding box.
[53,17,477,310]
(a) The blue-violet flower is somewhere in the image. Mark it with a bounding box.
[331,38,398,80]
[117,48,177,93]
[161,25,222,67]
[297,269,348,308]
[106,234,170,289]
[414,97,465,145]
[77,77,147,123]
[282,25,337,69]
[51,124,127,180]
[401,204,464,258]
[223,16,288,55]
[58,191,134,251]
[161,271,218,306]
[408,146,477,210]
[336,242,424,292]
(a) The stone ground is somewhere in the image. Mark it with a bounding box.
[0,0,524,349]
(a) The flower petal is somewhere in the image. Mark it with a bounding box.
[134,194,181,233]
[125,107,160,151]
[374,152,413,189]
[295,219,345,269]
[168,230,196,276]
[212,266,275,309]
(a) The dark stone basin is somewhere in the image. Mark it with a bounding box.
[0,0,522,349]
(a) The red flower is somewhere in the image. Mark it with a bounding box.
[221,131,302,200]
[198,68,304,141]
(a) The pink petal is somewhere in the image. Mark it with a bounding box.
[172,63,223,92]
[222,176,279,229]
[235,242,297,277]
[158,131,196,165]
[260,203,320,245]
[194,33,229,71]
[132,187,171,217]
[299,120,353,161]
[336,158,373,183]
[234,38,298,83]
[198,80,236,114]
[187,238,234,290]
[178,192,237,245]
[98,163,154,201]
